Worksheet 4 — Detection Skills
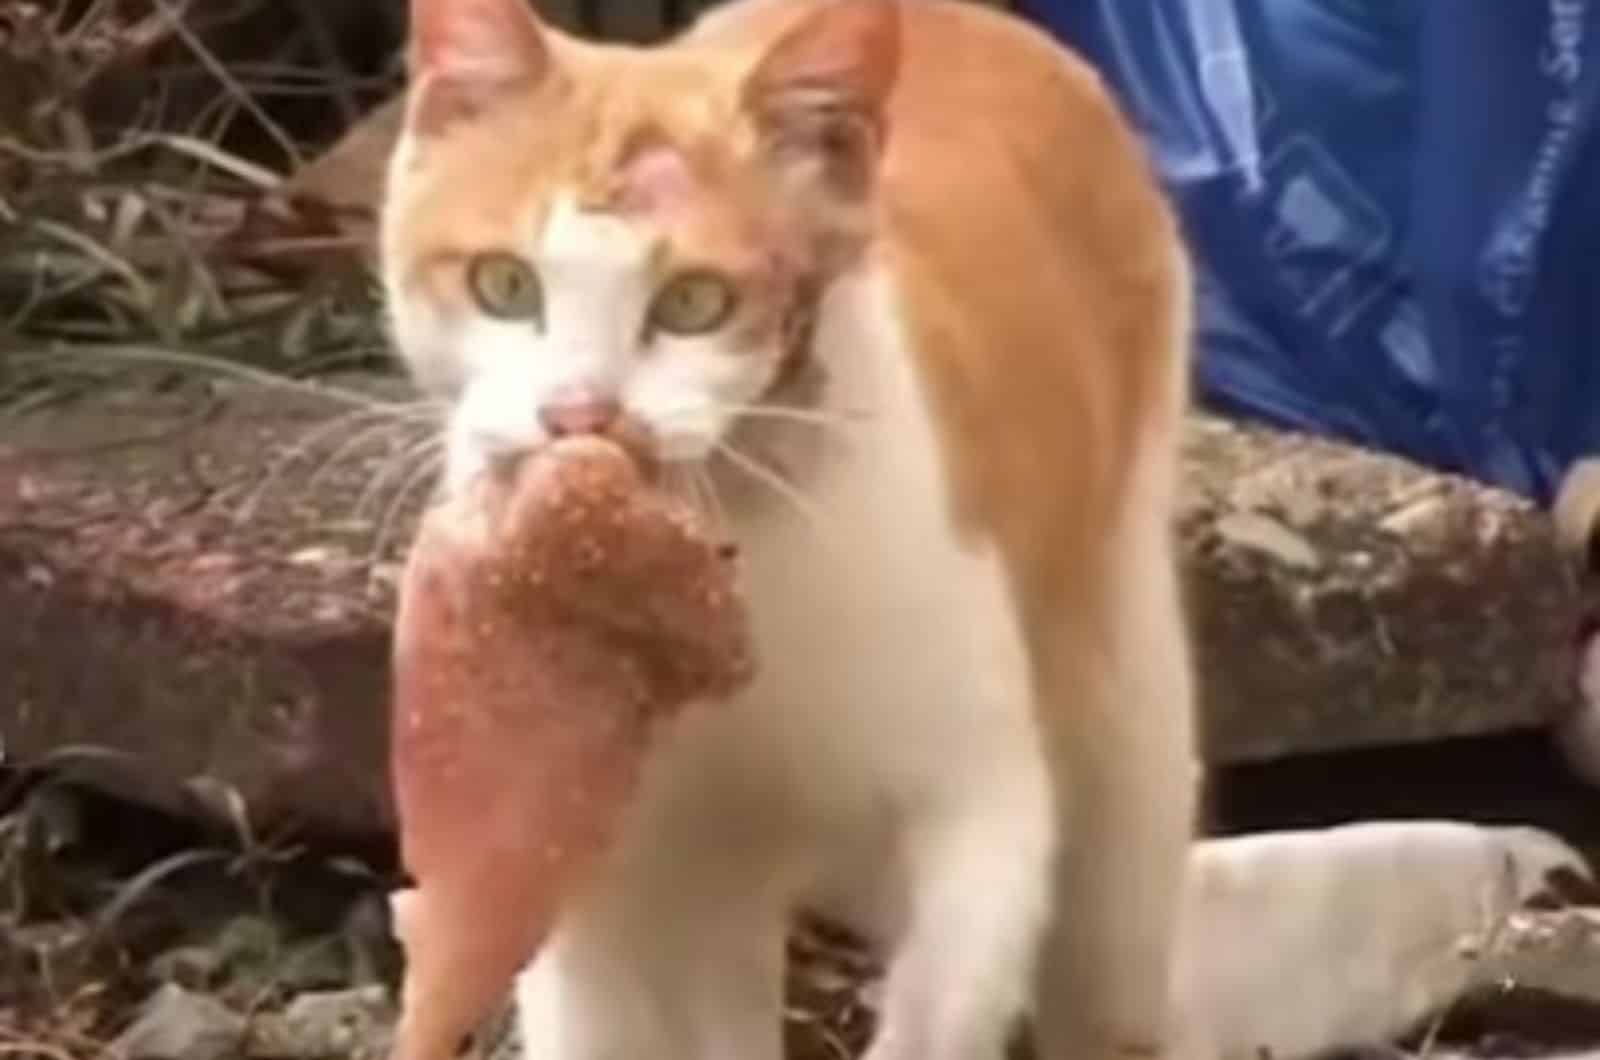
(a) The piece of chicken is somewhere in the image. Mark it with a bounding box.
[386,434,753,1060]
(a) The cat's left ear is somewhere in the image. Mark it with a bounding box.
[740,0,902,205]
[406,0,552,137]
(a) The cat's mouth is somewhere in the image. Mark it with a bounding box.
[480,413,664,489]
[467,419,740,561]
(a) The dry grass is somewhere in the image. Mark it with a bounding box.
[0,0,399,419]
[0,758,400,1060]
[0,6,405,1054]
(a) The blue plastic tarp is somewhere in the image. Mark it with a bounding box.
[1015,0,1600,504]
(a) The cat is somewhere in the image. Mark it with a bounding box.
[378,1,1200,1059]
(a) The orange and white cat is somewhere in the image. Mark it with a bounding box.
[379,1,1200,1059]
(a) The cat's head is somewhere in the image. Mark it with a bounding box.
[380,0,901,489]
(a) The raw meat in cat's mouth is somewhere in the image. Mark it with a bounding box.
[386,432,754,1060]
[484,413,662,491]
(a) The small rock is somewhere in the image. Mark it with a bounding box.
[340,889,403,987]
[1494,906,1600,1002]
[1377,493,1447,537]
[272,936,353,994]
[150,945,226,990]
[200,915,289,1009]
[288,546,342,568]
[247,986,395,1060]
[478,999,520,1060]
[485,1021,522,1060]
[111,984,247,1060]
[1214,510,1321,571]
[10,919,89,966]
[19,783,85,855]
[211,914,283,975]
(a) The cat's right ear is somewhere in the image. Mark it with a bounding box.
[405,0,551,137]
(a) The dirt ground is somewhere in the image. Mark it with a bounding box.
[4,776,1600,1060]
[0,778,887,1060]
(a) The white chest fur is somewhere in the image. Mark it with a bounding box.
[627,261,1047,927]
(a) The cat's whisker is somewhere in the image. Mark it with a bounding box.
[236,404,422,522]
[11,345,451,415]
[693,464,731,539]
[647,402,869,448]
[302,417,438,502]
[713,440,835,544]
[719,401,874,430]
[353,433,449,525]
[367,449,448,574]
[668,462,728,541]
[350,429,448,518]
[663,465,707,520]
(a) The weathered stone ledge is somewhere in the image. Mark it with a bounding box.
[0,375,1580,834]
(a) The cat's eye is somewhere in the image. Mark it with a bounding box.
[467,253,544,322]
[649,270,738,336]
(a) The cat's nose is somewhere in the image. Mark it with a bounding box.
[539,385,622,438]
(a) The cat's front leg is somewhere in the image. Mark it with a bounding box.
[861,765,1055,1060]
[515,902,786,1060]
[513,702,792,1060]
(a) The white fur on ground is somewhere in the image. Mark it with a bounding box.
[1171,820,1592,1060]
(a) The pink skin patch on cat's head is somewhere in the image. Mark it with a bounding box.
[610,142,700,223]
[600,138,806,289]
